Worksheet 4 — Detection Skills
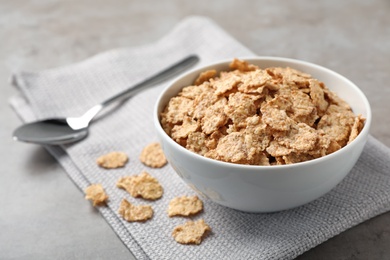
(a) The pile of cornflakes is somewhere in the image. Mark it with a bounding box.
[161,59,365,165]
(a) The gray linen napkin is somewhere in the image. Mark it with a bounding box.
[9,16,390,260]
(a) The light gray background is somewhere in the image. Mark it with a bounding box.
[1,0,389,259]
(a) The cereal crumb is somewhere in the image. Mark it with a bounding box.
[140,142,167,168]
[117,172,163,200]
[96,151,128,169]
[85,184,108,206]
[172,219,211,245]
[118,198,153,222]
[168,196,203,217]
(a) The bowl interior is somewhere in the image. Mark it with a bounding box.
[155,56,371,168]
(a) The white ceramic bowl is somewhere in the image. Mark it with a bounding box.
[154,57,371,212]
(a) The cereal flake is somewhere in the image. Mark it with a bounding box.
[309,79,329,116]
[96,151,128,169]
[348,115,365,144]
[229,58,258,72]
[225,92,260,126]
[317,104,355,147]
[289,90,318,126]
[85,184,109,206]
[117,172,163,200]
[194,70,217,85]
[172,219,211,245]
[161,96,193,124]
[186,132,209,156]
[201,97,228,134]
[140,142,167,168]
[168,195,203,217]
[261,95,294,131]
[237,70,274,94]
[171,116,200,141]
[118,198,153,222]
[212,73,241,95]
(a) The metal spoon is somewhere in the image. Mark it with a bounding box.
[13,55,199,145]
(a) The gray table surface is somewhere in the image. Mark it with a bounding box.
[1,0,389,259]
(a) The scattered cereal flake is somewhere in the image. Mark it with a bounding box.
[161,96,194,124]
[118,198,153,222]
[85,184,109,206]
[172,219,211,245]
[140,142,167,168]
[194,70,217,85]
[171,116,200,141]
[229,58,258,72]
[348,115,365,144]
[96,151,128,169]
[117,172,163,200]
[168,196,203,217]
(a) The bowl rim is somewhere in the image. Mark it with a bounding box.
[154,56,372,170]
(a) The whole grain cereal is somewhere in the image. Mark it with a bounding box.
[118,198,153,222]
[117,171,163,200]
[96,151,128,169]
[85,184,108,206]
[172,219,211,245]
[139,142,167,168]
[160,58,365,165]
[168,195,203,217]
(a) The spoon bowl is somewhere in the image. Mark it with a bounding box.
[13,119,88,145]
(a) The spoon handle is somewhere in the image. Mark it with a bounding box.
[101,55,199,108]
[70,55,199,130]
